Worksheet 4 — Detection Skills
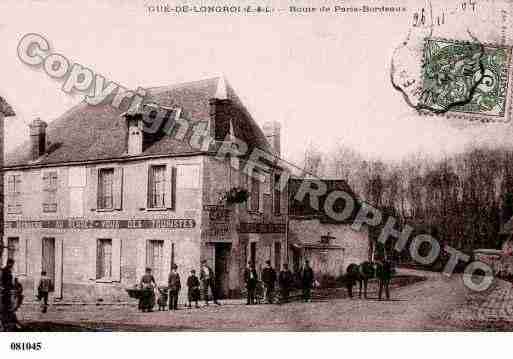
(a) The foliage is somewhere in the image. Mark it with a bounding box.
[225,187,249,204]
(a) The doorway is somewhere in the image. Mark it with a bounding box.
[214,243,232,299]
[42,237,56,284]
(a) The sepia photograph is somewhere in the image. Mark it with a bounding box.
[1,0,513,356]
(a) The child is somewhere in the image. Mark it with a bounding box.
[157,287,168,311]
[37,271,53,313]
[186,269,200,308]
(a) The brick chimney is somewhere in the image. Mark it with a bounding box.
[29,118,47,160]
[262,121,281,157]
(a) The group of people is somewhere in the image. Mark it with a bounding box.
[244,259,315,305]
[137,259,317,312]
[138,259,220,312]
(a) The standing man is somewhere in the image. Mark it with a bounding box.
[37,270,53,313]
[261,260,277,304]
[200,260,220,306]
[0,259,22,330]
[301,259,315,302]
[378,259,393,300]
[168,264,181,310]
[244,262,258,305]
[278,263,293,304]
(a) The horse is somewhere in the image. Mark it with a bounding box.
[345,261,380,299]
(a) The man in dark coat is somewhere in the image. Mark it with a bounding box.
[200,260,220,306]
[278,263,293,304]
[244,262,258,305]
[0,259,23,330]
[261,260,277,304]
[301,259,315,302]
[378,259,394,300]
[168,264,181,310]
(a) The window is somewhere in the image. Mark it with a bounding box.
[148,165,166,208]
[273,173,281,215]
[42,171,58,212]
[98,168,114,209]
[7,237,19,272]
[96,239,112,279]
[250,176,260,212]
[7,174,22,214]
[146,240,164,282]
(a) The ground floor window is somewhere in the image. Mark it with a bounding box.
[146,240,164,282]
[7,237,19,272]
[96,239,112,279]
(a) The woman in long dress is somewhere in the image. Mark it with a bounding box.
[139,268,156,312]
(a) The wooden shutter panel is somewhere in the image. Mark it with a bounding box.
[113,167,123,210]
[163,240,172,278]
[55,238,63,298]
[147,166,153,208]
[18,237,27,275]
[112,238,122,282]
[166,166,176,209]
[88,168,98,210]
[136,239,146,283]
[89,238,98,280]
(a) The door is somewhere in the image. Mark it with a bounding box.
[42,237,56,284]
[250,242,256,266]
[214,243,231,299]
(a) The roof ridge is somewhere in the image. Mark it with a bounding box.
[145,76,221,94]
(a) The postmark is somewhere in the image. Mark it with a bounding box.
[419,38,513,122]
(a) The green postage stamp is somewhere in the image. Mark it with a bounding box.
[419,38,513,122]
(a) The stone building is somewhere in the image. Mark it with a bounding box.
[287,178,369,278]
[1,77,287,303]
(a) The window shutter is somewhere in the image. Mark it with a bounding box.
[88,168,98,211]
[112,238,122,282]
[113,167,123,210]
[55,238,63,298]
[163,240,173,277]
[166,166,177,209]
[136,239,146,283]
[0,237,7,267]
[89,238,98,280]
[18,237,27,275]
[147,166,153,208]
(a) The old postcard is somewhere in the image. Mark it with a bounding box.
[1,0,513,356]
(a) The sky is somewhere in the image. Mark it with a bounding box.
[1,0,513,165]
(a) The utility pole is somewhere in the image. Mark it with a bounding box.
[0,96,15,266]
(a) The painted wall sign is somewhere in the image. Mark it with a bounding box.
[238,222,286,234]
[203,205,230,222]
[6,218,196,230]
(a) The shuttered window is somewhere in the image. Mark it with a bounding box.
[146,240,164,283]
[148,165,166,208]
[42,171,58,212]
[7,237,19,273]
[98,169,114,209]
[250,175,260,211]
[7,174,22,214]
[96,239,112,279]
[273,173,281,215]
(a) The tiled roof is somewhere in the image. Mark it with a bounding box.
[5,77,270,167]
[288,178,359,224]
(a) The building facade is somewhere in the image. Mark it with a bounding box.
[1,77,287,303]
[287,178,369,278]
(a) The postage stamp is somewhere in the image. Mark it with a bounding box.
[418,38,513,122]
